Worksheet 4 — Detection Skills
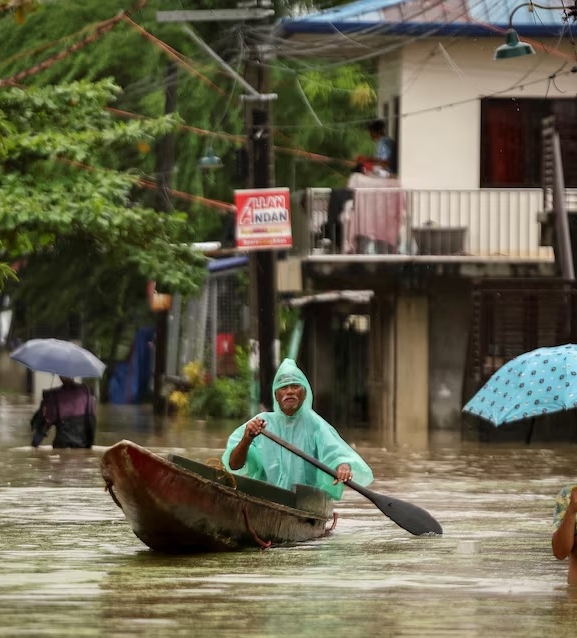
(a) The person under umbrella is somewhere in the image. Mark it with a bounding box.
[462,343,577,444]
[31,376,96,449]
[10,338,104,449]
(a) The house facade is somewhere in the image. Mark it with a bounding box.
[276,0,577,445]
[387,37,577,191]
[279,0,577,190]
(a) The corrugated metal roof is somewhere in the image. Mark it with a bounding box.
[280,0,568,37]
[297,0,402,22]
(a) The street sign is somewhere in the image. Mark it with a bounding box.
[234,188,292,250]
[157,9,275,22]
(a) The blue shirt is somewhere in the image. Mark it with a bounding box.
[375,136,393,161]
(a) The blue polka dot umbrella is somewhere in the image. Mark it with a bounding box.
[463,344,577,427]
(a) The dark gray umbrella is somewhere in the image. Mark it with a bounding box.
[10,338,106,378]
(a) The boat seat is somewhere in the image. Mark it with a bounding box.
[169,454,298,509]
[169,454,219,482]
[294,484,332,517]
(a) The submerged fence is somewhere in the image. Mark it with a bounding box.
[165,262,249,381]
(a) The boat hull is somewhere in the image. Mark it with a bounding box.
[101,440,334,553]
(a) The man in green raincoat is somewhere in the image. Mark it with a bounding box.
[222,358,374,500]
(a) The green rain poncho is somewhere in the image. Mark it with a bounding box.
[222,358,374,500]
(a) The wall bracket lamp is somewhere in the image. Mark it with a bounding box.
[494,1,577,60]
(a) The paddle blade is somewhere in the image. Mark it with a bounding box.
[351,481,443,536]
[260,429,443,536]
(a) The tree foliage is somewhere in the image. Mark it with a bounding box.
[0,263,17,292]
[0,0,377,193]
[0,0,38,24]
[0,78,206,348]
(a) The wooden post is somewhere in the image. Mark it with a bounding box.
[153,61,177,414]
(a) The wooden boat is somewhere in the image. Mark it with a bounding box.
[100,439,335,553]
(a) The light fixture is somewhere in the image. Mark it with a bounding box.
[198,146,223,170]
[494,28,536,59]
[494,2,577,60]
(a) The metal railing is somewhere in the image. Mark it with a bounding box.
[296,187,560,259]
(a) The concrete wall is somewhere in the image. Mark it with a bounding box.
[368,294,394,438]
[0,350,28,393]
[395,294,429,447]
[428,279,473,431]
[377,52,402,137]
[369,291,430,446]
[0,350,65,402]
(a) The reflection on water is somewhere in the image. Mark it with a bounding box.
[1,394,577,636]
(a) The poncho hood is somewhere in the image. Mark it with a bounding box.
[272,358,312,415]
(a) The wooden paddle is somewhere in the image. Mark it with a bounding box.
[261,429,443,536]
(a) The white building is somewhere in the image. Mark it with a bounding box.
[278,0,577,190]
[274,1,577,443]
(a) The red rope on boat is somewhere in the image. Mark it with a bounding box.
[325,512,338,534]
[205,458,238,488]
[241,506,272,549]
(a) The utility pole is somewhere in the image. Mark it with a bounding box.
[243,58,277,410]
[153,61,177,414]
[157,7,279,411]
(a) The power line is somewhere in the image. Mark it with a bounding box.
[0,11,125,88]
[57,157,236,213]
[6,1,575,186]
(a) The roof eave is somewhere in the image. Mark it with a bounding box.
[277,20,566,39]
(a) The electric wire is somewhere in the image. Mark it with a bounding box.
[3,0,576,188]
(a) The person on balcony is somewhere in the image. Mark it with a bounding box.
[356,119,397,177]
[552,484,577,584]
[222,358,374,500]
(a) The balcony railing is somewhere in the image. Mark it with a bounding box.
[292,187,558,260]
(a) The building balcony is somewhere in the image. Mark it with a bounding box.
[292,186,566,261]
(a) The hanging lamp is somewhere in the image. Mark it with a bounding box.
[494,28,536,60]
[198,146,223,170]
[493,2,574,60]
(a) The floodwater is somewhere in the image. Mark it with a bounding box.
[1,395,577,638]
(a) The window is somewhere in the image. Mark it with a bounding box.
[480,97,577,188]
[382,102,389,133]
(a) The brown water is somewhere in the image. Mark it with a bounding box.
[1,393,577,637]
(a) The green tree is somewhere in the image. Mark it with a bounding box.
[0,79,206,360]
[0,263,17,292]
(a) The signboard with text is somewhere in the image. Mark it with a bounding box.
[234,187,292,250]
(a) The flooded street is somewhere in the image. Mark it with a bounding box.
[1,394,577,637]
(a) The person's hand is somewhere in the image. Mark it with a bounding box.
[333,463,353,485]
[244,417,266,441]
